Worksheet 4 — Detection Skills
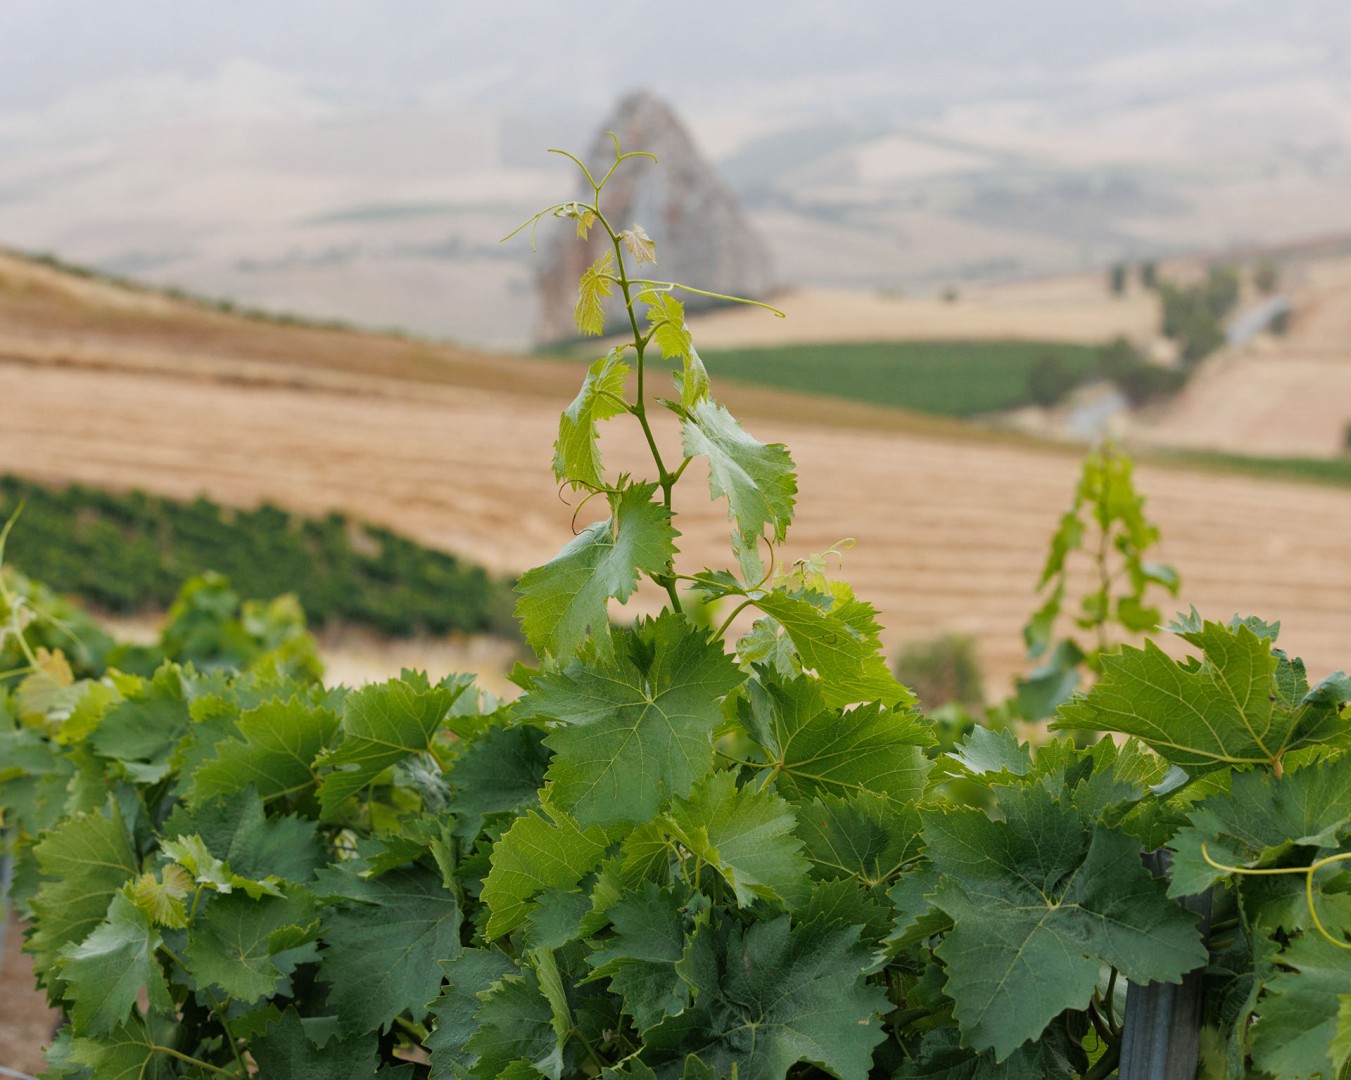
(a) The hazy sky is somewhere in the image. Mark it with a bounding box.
[2,0,1347,119]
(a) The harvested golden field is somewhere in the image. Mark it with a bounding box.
[2,250,1350,697]
[682,275,1160,349]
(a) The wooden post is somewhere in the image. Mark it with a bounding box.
[1117,850,1212,1080]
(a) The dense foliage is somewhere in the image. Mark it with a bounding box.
[3,141,1350,1080]
[0,475,516,638]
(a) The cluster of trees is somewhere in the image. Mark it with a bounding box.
[1026,336,1186,409]
[0,475,517,639]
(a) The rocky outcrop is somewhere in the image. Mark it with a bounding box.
[535,91,773,344]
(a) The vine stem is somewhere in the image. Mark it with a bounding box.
[1201,842,1351,949]
[592,190,681,611]
[151,1045,241,1077]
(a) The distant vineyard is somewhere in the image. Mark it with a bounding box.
[696,338,1100,415]
[0,475,516,638]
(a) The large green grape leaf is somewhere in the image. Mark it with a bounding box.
[185,890,321,1003]
[317,677,469,818]
[67,1017,173,1080]
[554,349,632,492]
[480,798,610,940]
[1250,933,1351,1079]
[585,882,690,1031]
[447,724,552,840]
[427,948,519,1079]
[926,796,1206,1061]
[1054,617,1344,771]
[681,400,796,578]
[1168,753,1351,896]
[87,664,192,782]
[748,589,914,710]
[462,974,561,1080]
[56,891,172,1036]
[518,613,744,827]
[516,483,679,663]
[740,672,930,802]
[189,696,338,806]
[250,1007,381,1080]
[27,804,138,978]
[641,915,888,1080]
[319,865,463,1033]
[163,786,325,885]
[664,770,811,908]
[797,791,924,887]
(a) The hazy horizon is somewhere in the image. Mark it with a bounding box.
[2,0,1349,346]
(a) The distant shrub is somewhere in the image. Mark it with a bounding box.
[1026,353,1080,406]
[1269,308,1291,336]
[1108,262,1127,295]
[1139,259,1158,289]
[1095,336,1188,405]
[893,633,985,709]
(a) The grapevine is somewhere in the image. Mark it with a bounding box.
[0,139,1348,1080]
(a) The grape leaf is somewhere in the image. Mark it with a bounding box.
[318,677,468,818]
[575,250,615,336]
[585,882,690,1031]
[797,791,924,887]
[741,672,930,801]
[946,726,1032,778]
[163,786,325,885]
[186,890,321,1003]
[621,224,657,265]
[319,865,463,1033]
[749,589,914,710]
[641,915,888,1079]
[673,345,711,413]
[926,799,1206,1061]
[1053,618,1313,771]
[641,290,691,361]
[427,948,520,1078]
[1250,932,1351,1079]
[189,696,338,807]
[57,891,172,1036]
[796,877,894,949]
[519,612,744,827]
[27,805,138,977]
[893,1025,1085,1078]
[67,1016,172,1080]
[664,770,811,908]
[88,663,192,782]
[516,483,678,663]
[463,971,561,1080]
[553,349,632,492]
[447,724,552,840]
[1169,753,1351,896]
[480,798,610,940]
[131,865,193,929]
[250,1007,381,1080]
[681,400,796,578]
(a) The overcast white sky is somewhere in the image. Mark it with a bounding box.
[2,0,1347,119]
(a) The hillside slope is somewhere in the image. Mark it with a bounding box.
[2,253,1349,692]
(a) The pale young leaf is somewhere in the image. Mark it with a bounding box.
[620,223,657,265]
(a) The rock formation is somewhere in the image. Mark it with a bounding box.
[535,91,773,345]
